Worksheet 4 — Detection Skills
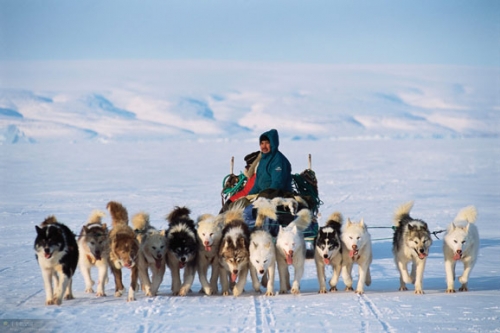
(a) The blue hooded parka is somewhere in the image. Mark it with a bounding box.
[248,129,292,195]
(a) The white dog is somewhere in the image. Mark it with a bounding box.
[249,229,276,296]
[341,218,372,294]
[196,213,223,295]
[276,208,312,294]
[443,205,479,293]
[134,212,167,297]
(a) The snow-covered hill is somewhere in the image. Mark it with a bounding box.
[1,61,498,144]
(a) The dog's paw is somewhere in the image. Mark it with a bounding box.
[329,286,338,292]
[179,287,190,296]
[264,290,275,296]
[45,299,55,306]
[127,295,136,302]
[291,288,300,295]
[459,285,469,292]
[318,288,328,294]
[52,297,62,305]
[64,294,74,300]
[279,289,288,295]
[345,286,354,291]
[355,289,364,295]
[114,290,124,297]
[85,288,94,293]
[222,291,230,296]
[445,288,456,293]
[399,286,408,291]
[95,291,106,297]
[414,289,424,294]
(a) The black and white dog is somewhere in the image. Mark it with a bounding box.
[314,212,343,293]
[34,216,79,305]
[166,206,199,296]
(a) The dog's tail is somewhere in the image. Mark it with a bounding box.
[454,205,477,224]
[253,198,278,228]
[107,201,129,227]
[291,208,312,231]
[197,213,215,223]
[166,206,191,224]
[87,210,106,225]
[41,215,58,227]
[223,203,245,225]
[132,211,150,231]
[325,211,343,227]
[393,201,414,227]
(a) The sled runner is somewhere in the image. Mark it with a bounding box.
[221,154,322,256]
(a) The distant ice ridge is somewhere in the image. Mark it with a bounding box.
[0,61,498,144]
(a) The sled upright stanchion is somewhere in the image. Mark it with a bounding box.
[308,153,312,170]
[230,156,234,175]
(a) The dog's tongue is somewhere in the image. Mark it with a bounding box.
[231,272,238,283]
[95,254,102,261]
[179,262,185,269]
[418,252,427,260]
[155,258,162,269]
[453,252,461,260]
[205,245,212,252]
[349,250,358,258]
[44,253,52,259]
[286,253,293,265]
[323,258,330,265]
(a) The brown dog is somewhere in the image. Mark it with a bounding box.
[107,201,139,301]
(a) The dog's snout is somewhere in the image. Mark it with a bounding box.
[259,269,264,274]
[419,248,425,253]
[457,249,462,255]
[323,254,329,259]
[352,245,358,250]
[232,269,239,275]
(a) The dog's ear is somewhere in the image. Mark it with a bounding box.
[35,225,43,235]
[465,223,470,233]
[346,218,352,226]
[102,223,107,230]
[252,241,258,249]
[160,230,166,237]
[238,236,247,248]
[292,225,298,234]
[408,223,415,231]
[360,218,365,228]
[265,241,271,249]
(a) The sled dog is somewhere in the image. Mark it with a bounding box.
[166,206,199,296]
[134,212,167,297]
[218,205,251,296]
[107,201,139,301]
[34,216,79,305]
[443,205,479,293]
[196,213,223,295]
[248,200,278,296]
[315,212,343,293]
[341,217,372,294]
[249,229,276,296]
[276,208,312,294]
[392,201,432,294]
[77,210,109,297]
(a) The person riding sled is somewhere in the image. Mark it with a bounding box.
[223,129,314,238]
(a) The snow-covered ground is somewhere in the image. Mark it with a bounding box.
[1,136,499,332]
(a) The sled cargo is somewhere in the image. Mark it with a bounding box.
[221,154,321,255]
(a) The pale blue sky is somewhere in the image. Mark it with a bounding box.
[0,0,499,66]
